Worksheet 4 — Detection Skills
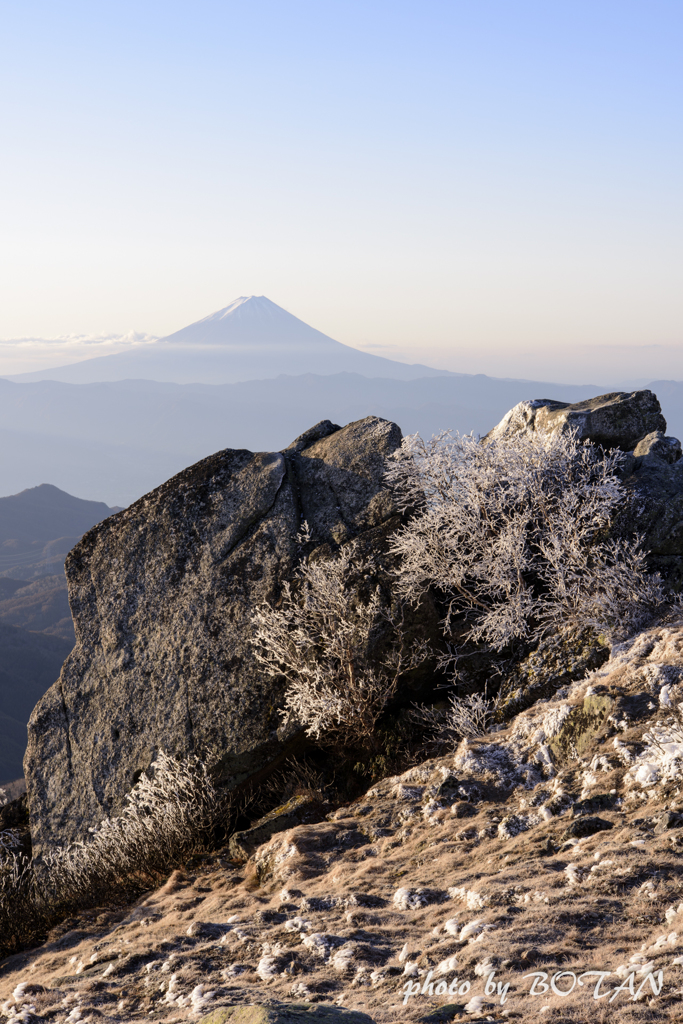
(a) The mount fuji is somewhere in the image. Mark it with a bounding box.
[7,296,459,385]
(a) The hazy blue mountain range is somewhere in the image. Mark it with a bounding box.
[1,374,681,508]
[0,373,609,507]
[7,296,461,385]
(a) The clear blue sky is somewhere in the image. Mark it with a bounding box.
[0,1,681,383]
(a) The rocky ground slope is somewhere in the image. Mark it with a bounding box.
[4,616,683,1023]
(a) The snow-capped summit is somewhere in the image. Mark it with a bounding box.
[7,296,457,385]
[198,295,290,324]
[159,295,355,352]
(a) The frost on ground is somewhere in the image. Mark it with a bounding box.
[5,621,683,1022]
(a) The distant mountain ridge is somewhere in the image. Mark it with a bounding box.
[0,483,116,544]
[0,484,123,783]
[6,296,461,385]
[0,622,72,783]
[0,484,120,577]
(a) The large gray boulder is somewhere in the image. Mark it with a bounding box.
[485,389,667,449]
[620,430,683,586]
[24,417,406,856]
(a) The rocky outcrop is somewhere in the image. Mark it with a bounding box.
[619,430,683,587]
[24,417,413,857]
[485,389,667,449]
[487,389,683,587]
[228,795,330,863]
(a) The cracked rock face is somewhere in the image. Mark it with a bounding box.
[485,389,668,451]
[24,417,403,857]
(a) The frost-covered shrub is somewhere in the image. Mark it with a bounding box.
[252,541,429,744]
[411,692,494,748]
[386,427,666,652]
[46,750,217,894]
[0,751,220,956]
[0,829,22,856]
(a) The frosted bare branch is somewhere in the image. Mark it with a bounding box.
[385,427,665,651]
[252,543,430,742]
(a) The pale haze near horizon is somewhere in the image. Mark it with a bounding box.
[0,1,681,386]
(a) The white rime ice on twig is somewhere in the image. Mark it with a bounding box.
[330,942,361,973]
[411,692,494,748]
[459,918,490,941]
[189,983,215,1014]
[284,916,311,933]
[435,954,459,975]
[463,995,488,1014]
[301,933,333,959]
[0,750,220,946]
[393,887,428,910]
[256,956,281,981]
[386,426,666,652]
[252,539,430,743]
